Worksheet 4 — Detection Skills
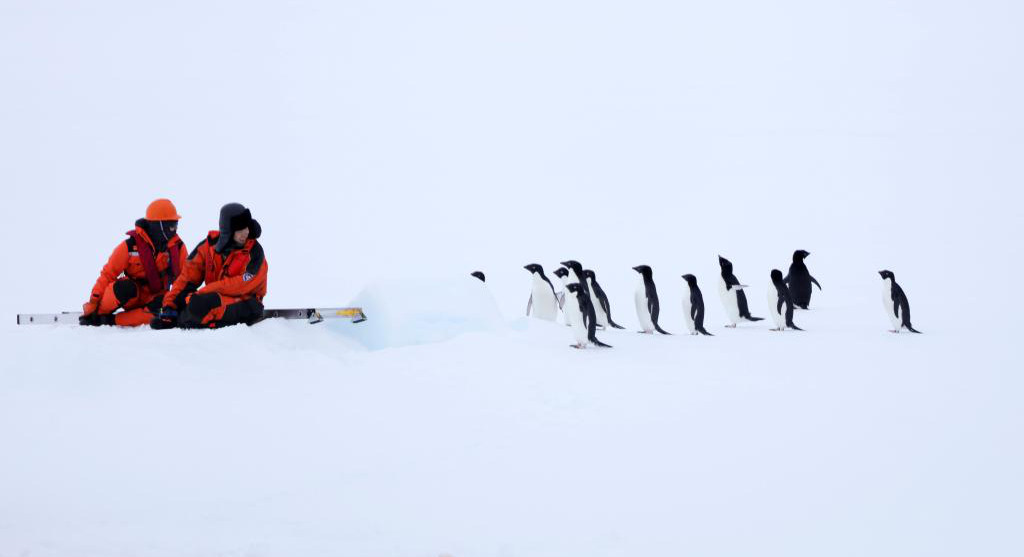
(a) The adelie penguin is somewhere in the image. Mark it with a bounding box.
[717,256,763,327]
[564,283,612,349]
[559,260,590,295]
[878,270,921,333]
[553,267,569,311]
[767,269,803,331]
[523,264,559,321]
[584,269,626,330]
[633,265,671,334]
[784,250,821,309]
[560,260,596,324]
[681,274,713,336]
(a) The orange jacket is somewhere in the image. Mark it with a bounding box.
[84,223,188,313]
[165,230,268,309]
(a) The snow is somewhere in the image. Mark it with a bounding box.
[1,0,1023,555]
[332,275,507,349]
[2,284,1021,556]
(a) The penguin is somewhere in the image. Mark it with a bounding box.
[553,266,569,310]
[784,250,821,309]
[560,260,590,296]
[560,260,595,321]
[523,264,559,321]
[878,270,921,333]
[681,274,713,336]
[564,283,612,348]
[768,269,803,331]
[717,255,763,327]
[632,265,671,334]
[471,271,485,282]
[584,269,626,330]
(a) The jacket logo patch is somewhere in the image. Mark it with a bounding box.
[243,272,254,282]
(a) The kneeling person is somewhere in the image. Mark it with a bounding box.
[81,199,187,326]
[153,203,268,329]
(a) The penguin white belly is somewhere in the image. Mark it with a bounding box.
[718,277,741,325]
[635,281,654,332]
[882,280,901,330]
[768,290,786,329]
[564,297,588,346]
[588,280,609,327]
[681,294,695,334]
[556,277,570,324]
[530,276,558,321]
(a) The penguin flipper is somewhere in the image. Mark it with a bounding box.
[736,290,757,320]
[557,292,565,310]
[526,294,533,316]
[811,276,822,290]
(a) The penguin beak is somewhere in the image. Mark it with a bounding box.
[560,261,571,267]
[632,266,641,272]
[878,271,885,277]
[523,265,531,271]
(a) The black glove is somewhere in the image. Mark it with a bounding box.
[79,314,116,326]
[150,307,179,330]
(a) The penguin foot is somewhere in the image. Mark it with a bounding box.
[570,343,586,349]
[725,324,737,328]
[889,329,900,333]
[638,330,653,334]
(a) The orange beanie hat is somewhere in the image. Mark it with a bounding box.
[146,199,182,221]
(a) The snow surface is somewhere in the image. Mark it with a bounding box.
[333,275,507,350]
[1,0,1023,555]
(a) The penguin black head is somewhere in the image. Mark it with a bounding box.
[771,269,785,284]
[560,260,585,277]
[879,270,895,280]
[566,283,582,293]
[681,274,698,286]
[553,267,569,279]
[793,250,810,262]
[718,256,733,273]
[524,264,543,274]
[583,269,595,280]
[632,265,652,276]
[471,271,485,282]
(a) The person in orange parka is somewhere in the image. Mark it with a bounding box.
[152,203,268,329]
[80,199,188,326]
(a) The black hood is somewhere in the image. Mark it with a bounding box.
[140,219,178,248]
[136,218,178,251]
[214,203,261,253]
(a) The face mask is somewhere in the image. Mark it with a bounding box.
[148,220,178,243]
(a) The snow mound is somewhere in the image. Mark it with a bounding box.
[327,274,507,349]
